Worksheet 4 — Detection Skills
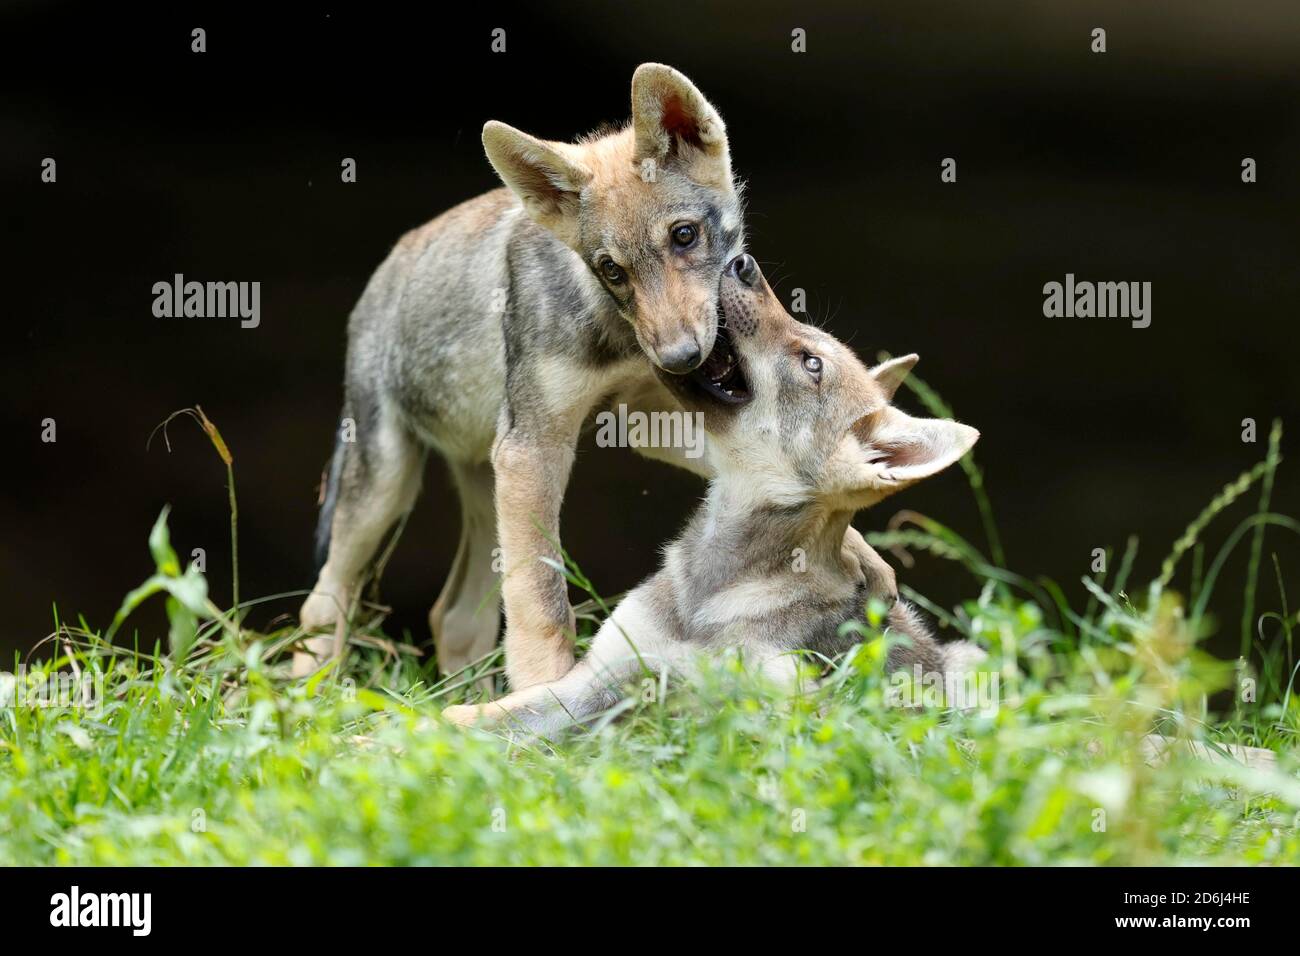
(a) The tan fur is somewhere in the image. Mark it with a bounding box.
[491,431,579,684]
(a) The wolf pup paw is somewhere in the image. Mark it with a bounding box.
[441,704,482,727]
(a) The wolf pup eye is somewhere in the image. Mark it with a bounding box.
[670,223,698,249]
[599,257,627,284]
[802,353,823,380]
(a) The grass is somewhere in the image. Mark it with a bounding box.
[1,404,1298,866]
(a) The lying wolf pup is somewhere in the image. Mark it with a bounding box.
[444,254,982,732]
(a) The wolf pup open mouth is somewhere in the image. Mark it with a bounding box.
[688,315,751,405]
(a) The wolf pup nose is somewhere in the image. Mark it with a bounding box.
[659,340,704,374]
[727,252,760,287]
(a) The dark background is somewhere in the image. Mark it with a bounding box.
[3,1,1297,664]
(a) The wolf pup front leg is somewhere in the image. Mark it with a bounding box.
[490,418,583,687]
[444,585,673,735]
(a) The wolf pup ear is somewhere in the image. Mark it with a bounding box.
[870,353,919,402]
[631,63,732,188]
[482,121,592,247]
[851,405,979,500]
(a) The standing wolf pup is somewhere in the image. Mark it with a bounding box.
[298,64,889,684]
[444,255,983,733]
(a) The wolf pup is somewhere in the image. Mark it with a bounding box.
[443,254,983,733]
[298,65,882,686]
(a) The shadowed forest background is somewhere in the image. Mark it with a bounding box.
[3,0,1298,663]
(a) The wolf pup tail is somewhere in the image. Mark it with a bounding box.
[886,601,988,709]
[940,640,988,710]
[314,417,348,574]
[941,640,987,676]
